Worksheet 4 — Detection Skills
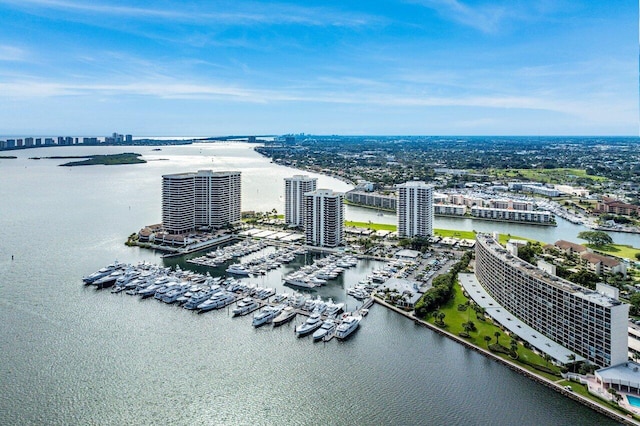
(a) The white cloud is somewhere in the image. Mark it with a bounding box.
[408,0,508,33]
[0,0,379,27]
[0,45,27,61]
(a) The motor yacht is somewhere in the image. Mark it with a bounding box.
[232,297,259,316]
[295,313,323,337]
[272,306,297,326]
[312,319,336,341]
[335,316,361,340]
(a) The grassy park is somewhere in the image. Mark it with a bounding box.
[488,168,609,184]
[425,280,563,381]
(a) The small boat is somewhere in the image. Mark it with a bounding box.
[273,306,296,326]
[335,316,361,340]
[312,319,336,341]
[295,313,323,337]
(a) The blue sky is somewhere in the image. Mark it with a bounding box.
[0,0,637,136]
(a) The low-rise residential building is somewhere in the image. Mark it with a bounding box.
[580,252,627,277]
[596,197,640,216]
[470,206,553,223]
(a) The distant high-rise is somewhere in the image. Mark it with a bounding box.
[397,181,434,238]
[303,189,344,247]
[284,175,317,227]
[162,170,241,234]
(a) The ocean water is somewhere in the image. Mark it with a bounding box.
[0,143,618,425]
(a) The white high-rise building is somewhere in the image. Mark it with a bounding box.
[397,181,434,238]
[162,170,241,234]
[284,175,317,227]
[303,189,344,248]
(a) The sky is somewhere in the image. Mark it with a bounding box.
[0,0,637,136]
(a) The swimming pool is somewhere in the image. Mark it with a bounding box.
[627,394,640,408]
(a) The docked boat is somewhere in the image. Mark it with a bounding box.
[197,291,235,312]
[283,277,317,289]
[83,262,121,284]
[272,293,289,303]
[161,286,190,303]
[335,316,361,340]
[256,287,275,300]
[325,301,345,317]
[295,313,323,337]
[312,319,336,341]
[183,288,217,310]
[312,300,327,315]
[302,298,316,312]
[226,264,251,276]
[289,293,307,309]
[232,297,259,316]
[92,270,124,289]
[252,306,278,327]
[272,306,296,326]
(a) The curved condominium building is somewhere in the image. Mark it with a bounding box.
[475,233,628,367]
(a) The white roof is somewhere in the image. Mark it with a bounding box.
[459,273,585,364]
[395,249,421,259]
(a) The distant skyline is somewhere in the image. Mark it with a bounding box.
[0,0,637,136]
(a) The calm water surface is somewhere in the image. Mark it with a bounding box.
[0,143,619,425]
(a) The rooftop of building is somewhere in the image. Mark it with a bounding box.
[554,239,588,253]
[596,361,640,385]
[477,234,623,308]
[396,180,434,188]
[581,252,621,267]
[459,273,585,364]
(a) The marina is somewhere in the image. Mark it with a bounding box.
[1,143,618,426]
[84,259,372,341]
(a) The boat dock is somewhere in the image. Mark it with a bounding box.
[83,261,371,342]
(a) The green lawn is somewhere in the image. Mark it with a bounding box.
[586,244,640,261]
[488,168,608,184]
[344,222,538,245]
[344,221,397,231]
[433,229,476,239]
[425,280,562,381]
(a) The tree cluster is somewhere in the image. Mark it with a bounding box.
[577,231,613,247]
[414,251,472,317]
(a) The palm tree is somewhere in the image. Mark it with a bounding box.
[484,335,492,347]
[544,353,552,367]
[510,339,518,357]
[608,387,621,404]
[462,322,472,335]
[494,331,501,346]
[567,354,576,373]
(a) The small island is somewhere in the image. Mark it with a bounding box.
[55,153,146,166]
[0,155,17,159]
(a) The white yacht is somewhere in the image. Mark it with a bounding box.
[252,306,278,327]
[335,316,361,340]
[295,313,323,337]
[283,276,317,289]
[83,262,121,284]
[325,302,345,317]
[312,319,336,341]
[226,264,251,276]
[197,291,235,312]
[232,297,259,316]
[312,300,327,315]
[272,306,296,326]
